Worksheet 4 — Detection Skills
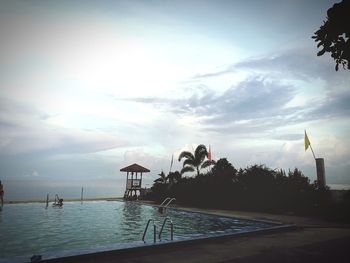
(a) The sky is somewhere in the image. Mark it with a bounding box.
[1,0,349,201]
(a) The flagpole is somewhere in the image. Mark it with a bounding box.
[169,154,174,174]
[309,144,316,160]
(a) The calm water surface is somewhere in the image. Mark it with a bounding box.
[0,201,275,261]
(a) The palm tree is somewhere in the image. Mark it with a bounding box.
[178,144,215,176]
[168,171,182,185]
[154,171,168,184]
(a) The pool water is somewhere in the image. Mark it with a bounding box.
[0,201,276,262]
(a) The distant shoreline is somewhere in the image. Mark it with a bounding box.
[3,196,123,204]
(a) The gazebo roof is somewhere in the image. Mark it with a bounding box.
[120,163,150,173]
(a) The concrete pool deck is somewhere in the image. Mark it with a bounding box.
[40,203,350,263]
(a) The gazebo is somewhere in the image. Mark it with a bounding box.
[120,163,150,200]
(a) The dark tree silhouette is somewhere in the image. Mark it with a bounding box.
[212,158,236,173]
[168,171,182,185]
[178,144,214,176]
[145,157,348,221]
[154,171,168,184]
[312,0,350,70]
[211,158,237,179]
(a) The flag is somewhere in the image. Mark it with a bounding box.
[208,145,212,161]
[304,130,311,151]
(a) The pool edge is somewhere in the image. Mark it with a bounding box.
[37,224,298,263]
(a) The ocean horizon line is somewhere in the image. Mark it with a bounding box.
[3,196,124,205]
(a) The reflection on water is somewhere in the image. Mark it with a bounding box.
[0,201,276,260]
[120,202,143,241]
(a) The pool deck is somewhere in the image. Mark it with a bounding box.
[40,203,350,263]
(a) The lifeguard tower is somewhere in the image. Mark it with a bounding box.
[120,163,150,200]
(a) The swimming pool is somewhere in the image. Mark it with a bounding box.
[0,201,280,262]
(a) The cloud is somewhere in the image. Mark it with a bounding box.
[191,47,350,93]
[118,46,350,150]
[0,97,128,155]
[121,77,300,136]
[206,78,295,120]
[234,47,350,89]
[21,170,40,178]
[192,68,233,79]
[307,90,350,120]
[124,77,296,118]
[272,133,303,141]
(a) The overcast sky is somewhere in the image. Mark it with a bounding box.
[1,0,349,200]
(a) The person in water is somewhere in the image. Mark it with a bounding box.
[0,180,4,208]
[53,195,63,207]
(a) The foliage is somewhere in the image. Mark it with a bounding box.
[168,171,182,185]
[145,143,349,222]
[211,158,237,179]
[312,0,350,70]
[178,144,215,176]
[146,170,182,202]
[154,171,168,184]
[145,155,350,222]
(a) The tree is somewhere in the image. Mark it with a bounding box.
[154,171,168,184]
[312,0,350,70]
[236,165,277,210]
[168,171,182,185]
[211,158,237,179]
[287,168,310,191]
[178,144,215,176]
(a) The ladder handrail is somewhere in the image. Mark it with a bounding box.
[158,197,176,213]
[163,198,176,208]
[142,219,156,243]
[158,217,173,241]
[159,197,171,207]
[159,197,176,209]
[54,194,60,203]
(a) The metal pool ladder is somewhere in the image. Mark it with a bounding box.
[142,217,174,243]
[142,219,156,243]
[159,217,174,241]
[158,197,176,213]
